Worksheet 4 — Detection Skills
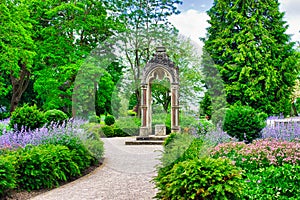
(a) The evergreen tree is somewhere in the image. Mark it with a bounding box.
[204,0,299,116]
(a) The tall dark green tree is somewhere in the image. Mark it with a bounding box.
[204,0,299,116]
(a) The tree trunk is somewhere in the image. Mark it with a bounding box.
[10,63,30,113]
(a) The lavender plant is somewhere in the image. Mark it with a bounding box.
[1,118,104,161]
[262,121,300,141]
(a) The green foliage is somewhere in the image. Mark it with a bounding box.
[102,125,115,137]
[104,115,115,126]
[44,135,95,170]
[223,105,267,142]
[243,164,300,199]
[159,133,201,171]
[81,123,106,138]
[0,0,36,112]
[155,157,245,200]
[204,0,299,116]
[9,104,46,131]
[0,123,7,136]
[200,92,212,119]
[197,119,215,135]
[0,154,17,197]
[88,115,101,124]
[83,139,104,162]
[113,128,130,137]
[44,109,68,124]
[16,144,83,191]
[114,117,140,136]
[31,0,121,113]
[127,110,137,116]
[211,108,228,125]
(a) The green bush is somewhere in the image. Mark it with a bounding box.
[0,154,17,197]
[104,115,115,126]
[127,110,137,116]
[16,144,82,190]
[211,107,228,125]
[197,118,215,135]
[9,104,46,131]
[113,128,130,137]
[114,117,140,136]
[44,109,68,124]
[83,139,104,161]
[44,135,95,170]
[155,157,245,200]
[223,105,267,143]
[81,123,106,138]
[243,164,300,199]
[88,115,101,123]
[102,125,115,137]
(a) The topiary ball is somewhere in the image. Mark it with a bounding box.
[44,109,68,125]
[223,105,267,143]
[9,104,46,131]
[104,115,115,126]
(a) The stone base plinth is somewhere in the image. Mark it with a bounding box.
[139,127,149,137]
[155,124,166,136]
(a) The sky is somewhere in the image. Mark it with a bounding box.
[168,0,300,47]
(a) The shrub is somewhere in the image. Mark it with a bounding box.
[104,115,115,126]
[211,107,228,126]
[0,154,17,197]
[102,125,115,137]
[114,117,140,136]
[88,115,100,123]
[113,128,130,137]
[210,138,300,171]
[44,109,68,124]
[223,105,267,143]
[243,164,300,199]
[83,139,104,161]
[127,110,136,116]
[9,104,46,131]
[196,118,215,135]
[155,157,245,200]
[81,123,105,138]
[16,144,82,190]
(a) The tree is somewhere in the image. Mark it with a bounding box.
[108,0,182,117]
[0,0,36,113]
[30,0,121,114]
[204,0,299,116]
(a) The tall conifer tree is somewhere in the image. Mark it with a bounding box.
[204,0,299,115]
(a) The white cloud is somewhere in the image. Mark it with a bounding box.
[168,9,209,47]
[280,0,300,43]
[170,1,300,45]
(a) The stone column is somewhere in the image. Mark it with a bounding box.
[171,84,180,132]
[139,84,149,136]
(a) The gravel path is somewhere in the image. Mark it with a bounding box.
[31,137,163,200]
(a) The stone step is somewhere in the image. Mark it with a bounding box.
[125,140,165,145]
[136,135,168,141]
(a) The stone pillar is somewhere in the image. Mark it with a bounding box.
[171,84,180,132]
[139,84,149,136]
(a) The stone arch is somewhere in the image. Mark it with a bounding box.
[139,47,180,136]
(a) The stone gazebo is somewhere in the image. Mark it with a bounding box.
[139,46,180,138]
